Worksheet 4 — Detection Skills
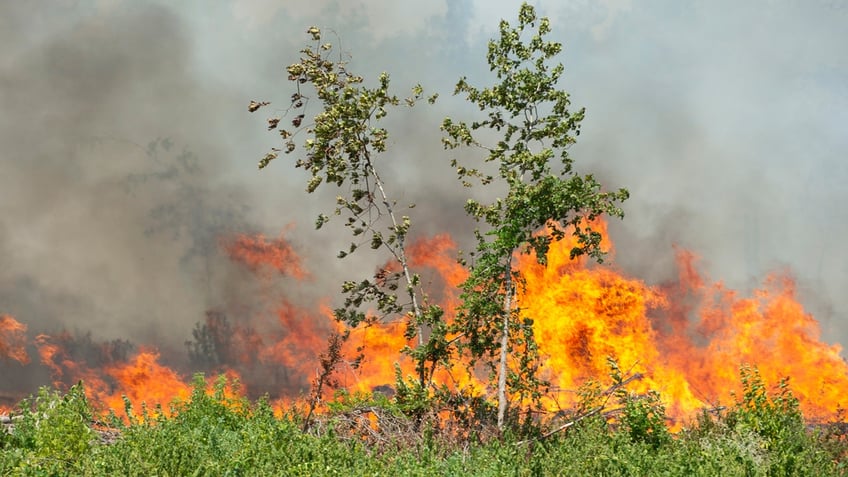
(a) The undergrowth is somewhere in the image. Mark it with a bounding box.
[1,367,846,476]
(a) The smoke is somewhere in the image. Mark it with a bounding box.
[1,0,846,376]
[560,0,848,343]
[0,2,274,351]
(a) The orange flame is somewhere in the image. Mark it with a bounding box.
[95,350,192,416]
[660,251,848,421]
[35,333,76,387]
[407,233,467,289]
[516,219,848,423]
[0,314,29,365]
[224,231,308,279]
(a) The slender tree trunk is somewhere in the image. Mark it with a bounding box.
[369,167,423,333]
[497,257,513,431]
[367,160,427,386]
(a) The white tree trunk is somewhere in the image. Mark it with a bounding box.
[497,258,513,430]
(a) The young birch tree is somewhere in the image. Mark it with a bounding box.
[250,28,447,396]
[441,3,630,430]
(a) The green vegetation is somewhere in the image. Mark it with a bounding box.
[1,369,846,476]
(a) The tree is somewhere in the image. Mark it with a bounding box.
[441,3,629,430]
[250,28,448,396]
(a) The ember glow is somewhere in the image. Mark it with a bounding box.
[2,221,847,425]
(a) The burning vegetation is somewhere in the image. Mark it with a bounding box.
[1,219,847,428]
[1,3,846,434]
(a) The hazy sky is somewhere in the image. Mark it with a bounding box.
[1,0,846,352]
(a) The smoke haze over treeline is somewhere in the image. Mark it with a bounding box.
[1,0,846,373]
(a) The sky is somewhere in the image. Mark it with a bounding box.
[1,0,846,356]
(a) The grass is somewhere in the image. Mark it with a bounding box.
[1,370,846,476]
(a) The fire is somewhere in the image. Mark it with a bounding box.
[224,231,308,279]
[516,220,848,423]
[660,254,848,421]
[407,233,468,290]
[255,301,333,390]
[341,320,411,393]
[519,223,702,417]
[2,221,848,427]
[0,314,29,365]
[29,333,241,419]
[94,350,193,416]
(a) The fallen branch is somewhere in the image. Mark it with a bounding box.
[516,406,604,445]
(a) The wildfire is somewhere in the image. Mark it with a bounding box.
[2,220,847,427]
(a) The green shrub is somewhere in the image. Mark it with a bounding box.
[1,382,95,475]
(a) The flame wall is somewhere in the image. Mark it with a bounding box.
[3,222,847,425]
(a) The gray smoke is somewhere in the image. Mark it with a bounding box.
[0,2,293,353]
